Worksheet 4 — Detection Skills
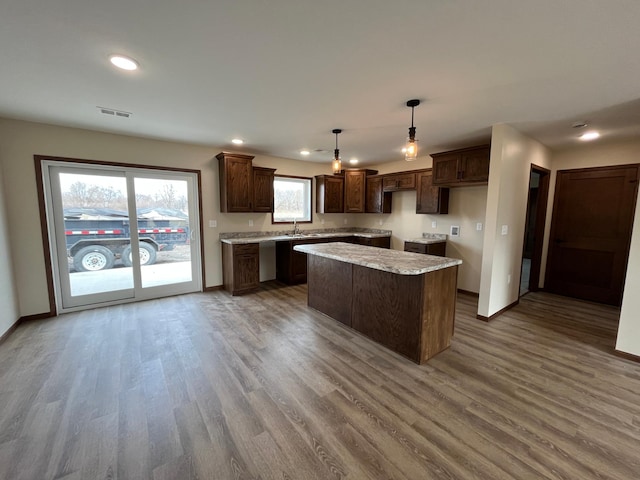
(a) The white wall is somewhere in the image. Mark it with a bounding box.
[478,124,552,318]
[0,118,344,317]
[0,156,20,337]
[358,157,487,293]
[546,138,640,357]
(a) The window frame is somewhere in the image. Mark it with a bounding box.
[271,174,313,224]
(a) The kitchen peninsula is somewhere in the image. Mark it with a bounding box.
[294,242,462,364]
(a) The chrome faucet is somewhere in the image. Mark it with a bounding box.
[293,218,300,235]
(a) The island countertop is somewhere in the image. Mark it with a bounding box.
[294,242,461,275]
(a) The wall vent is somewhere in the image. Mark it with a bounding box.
[97,106,132,118]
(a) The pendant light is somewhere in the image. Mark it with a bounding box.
[332,129,342,174]
[404,99,420,161]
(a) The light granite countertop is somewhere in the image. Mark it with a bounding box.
[405,233,448,245]
[294,242,462,275]
[220,228,391,245]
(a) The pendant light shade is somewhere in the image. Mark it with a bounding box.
[405,99,420,161]
[332,129,342,174]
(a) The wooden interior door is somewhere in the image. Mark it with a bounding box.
[545,164,639,305]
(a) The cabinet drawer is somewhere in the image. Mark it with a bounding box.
[404,242,428,254]
[383,172,417,191]
[404,241,446,257]
[233,243,259,255]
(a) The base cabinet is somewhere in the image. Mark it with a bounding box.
[276,236,390,284]
[404,241,446,257]
[222,243,260,295]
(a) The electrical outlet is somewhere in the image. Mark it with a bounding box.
[248,220,254,227]
[501,225,508,235]
[209,220,217,228]
[343,218,348,224]
[321,219,325,225]
[476,222,483,231]
[431,221,437,228]
[379,219,383,225]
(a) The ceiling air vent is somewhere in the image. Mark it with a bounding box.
[97,106,132,118]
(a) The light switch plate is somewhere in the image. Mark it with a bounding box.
[248,220,254,227]
[476,222,483,231]
[209,220,217,228]
[501,225,508,235]
[432,221,437,228]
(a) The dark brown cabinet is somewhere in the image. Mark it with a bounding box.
[316,175,344,213]
[252,167,276,212]
[365,175,392,213]
[217,152,254,212]
[222,243,260,295]
[383,171,417,192]
[276,235,387,284]
[416,170,449,214]
[217,152,276,213]
[432,145,490,186]
[344,170,367,213]
[404,241,446,257]
[356,236,391,248]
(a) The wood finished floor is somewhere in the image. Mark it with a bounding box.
[1,284,639,480]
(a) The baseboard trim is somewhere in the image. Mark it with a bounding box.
[457,289,479,297]
[203,285,224,292]
[614,350,640,364]
[476,299,520,322]
[0,319,21,345]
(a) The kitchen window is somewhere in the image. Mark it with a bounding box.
[272,175,312,223]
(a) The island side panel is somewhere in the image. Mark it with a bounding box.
[420,265,458,363]
[307,255,353,326]
[351,265,424,363]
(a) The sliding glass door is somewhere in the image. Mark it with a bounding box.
[44,161,202,312]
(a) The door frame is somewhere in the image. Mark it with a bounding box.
[520,164,550,294]
[34,155,206,316]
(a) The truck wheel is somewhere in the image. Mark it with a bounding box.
[73,245,115,272]
[122,243,157,267]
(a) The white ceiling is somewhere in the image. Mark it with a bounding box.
[2,0,640,166]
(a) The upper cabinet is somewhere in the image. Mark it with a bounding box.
[383,171,417,192]
[365,175,392,214]
[252,167,276,212]
[316,175,344,213]
[416,170,449,214]
[432,145,491,186]
[217,152,276,213]
[344,170,367,213]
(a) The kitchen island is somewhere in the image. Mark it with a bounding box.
[294,242,462,364]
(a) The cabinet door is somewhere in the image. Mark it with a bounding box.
[217,153,254,212]
[382,172,417,191]
[344,170,366,213]
[416,170,449,214]
[316,175,344,213]
[253,167,275,212]
[234,252,259,291]
[432,153,460,185]
[460,147,490,183]
[365,176,392,213]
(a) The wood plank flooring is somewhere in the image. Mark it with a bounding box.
[1,283,639,479]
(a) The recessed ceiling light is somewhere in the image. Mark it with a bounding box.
[300,149,310,155]
[231,138,244,145]
[349,158,359,164]
[109,54,139,71]
[579,131,600,141]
